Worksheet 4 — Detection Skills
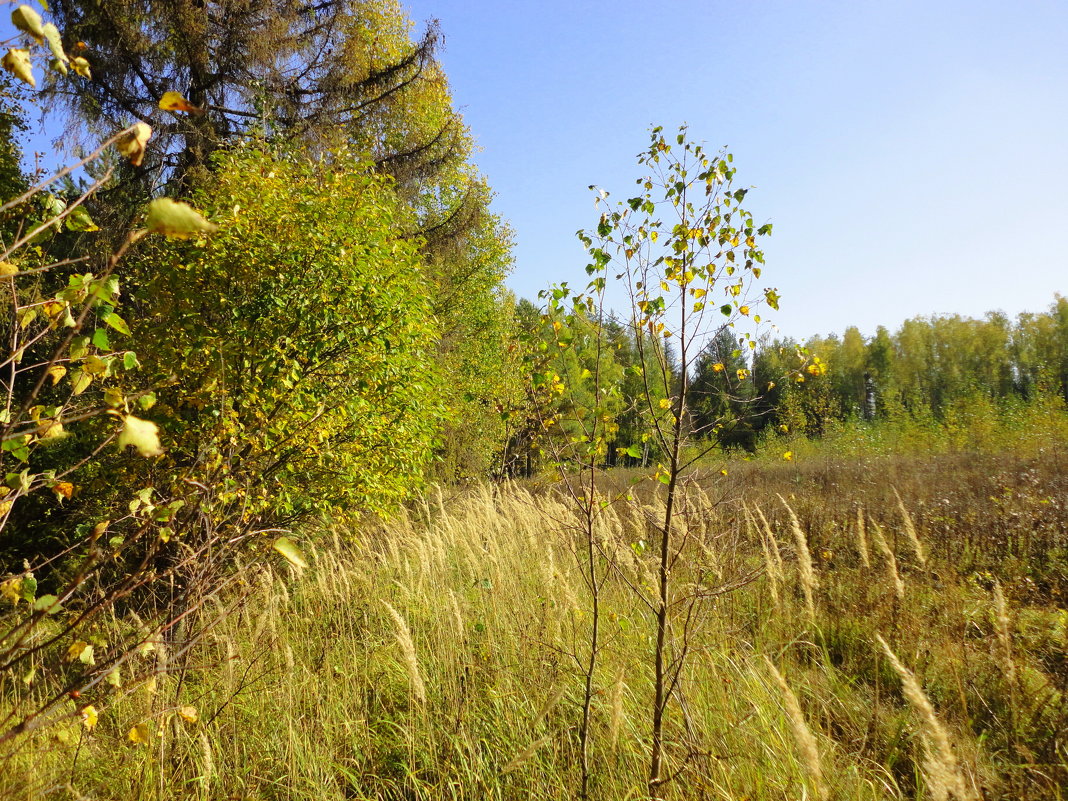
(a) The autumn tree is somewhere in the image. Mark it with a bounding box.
[47,0,518,479]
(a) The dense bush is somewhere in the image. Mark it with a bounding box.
[125,144,444,523]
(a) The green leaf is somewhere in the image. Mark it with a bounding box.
[42,23,66,71]
[144,197,218,238]
[33,594,61,614]
[272,536,308,570]
[720,304,732,316]
[91,328,110,350]
[102,312,131,336]
[70,336,90,360]
[70,369,92,395]
[66,206,99,232]
[20,575,36,603]
[625,444,642,459]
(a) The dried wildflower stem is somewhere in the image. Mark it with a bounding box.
[870,519,905,601]
[763,656,827,801]
[779,496,817,622]
[877,635,974,801]
[855,505,871,568]
[382,601,425,704]
[893,487,927,567]
[747,504,780,609]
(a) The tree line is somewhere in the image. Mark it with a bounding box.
[501,296,1068,471]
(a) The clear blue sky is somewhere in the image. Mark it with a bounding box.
[401,0,1068,341]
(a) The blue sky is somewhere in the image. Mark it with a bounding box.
[401,0,1068,341]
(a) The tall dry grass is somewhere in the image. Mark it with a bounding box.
[2,456,1065,800]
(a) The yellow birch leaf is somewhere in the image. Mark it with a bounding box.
[116,122,151,167]
[158,90,203,114]
[80,705,98,731]
[0,261,18,276]
[178,705,198,723]
[104,667,122,688]
[84,355,107,375]
[53,481,74,500]
[38,420,67,441]
[42,23,67,70]
[11,6,45,43]
[1,49,34,88]
[65,641,89,662]
[70,369,92,395]
[46,365,66,385]
[70,56,90,79]
[272,536,308,569]
[117,415,163,457]
[0,578,21,605]
[127,721,150,745]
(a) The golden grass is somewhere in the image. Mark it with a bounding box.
[2,457,1065,800]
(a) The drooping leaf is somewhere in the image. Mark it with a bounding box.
[70,55,90,79]
[11,5,45,42]
[46,365,66,385]
[117,415,163,457]
[0,261,18,276]
[144,197,218,238]
[2,49,35,87]
[66,205,99,232]
[158,90,203,114]
[42,22,66,70]
[101,311,130,335]
[115,122,151,167]
[272,536,308,569]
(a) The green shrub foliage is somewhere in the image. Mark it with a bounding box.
[129,145,443,522]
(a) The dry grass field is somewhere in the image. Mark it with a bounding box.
[2,453,1066,800]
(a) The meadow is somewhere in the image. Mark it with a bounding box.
[3,448,1065,800]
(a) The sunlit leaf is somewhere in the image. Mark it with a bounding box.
[80,705,98,731]
[33,593,61,613]
[116,122,151,167]
[46,365,66,385]
[117,415,163,457]
[66,205,99,232]
[102,311,130,335]
[70,55,90,79]
[127,722,150,745]
[158,90,203,114]
[178,705,198,723]
[0,578,22,606]
[272,536,308,569]
[0,261,18,277]
[2,49,35,87]
[70,369,92,395]
[11,5,45,42]
[42,22,66,70]
[144,197,218,238]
